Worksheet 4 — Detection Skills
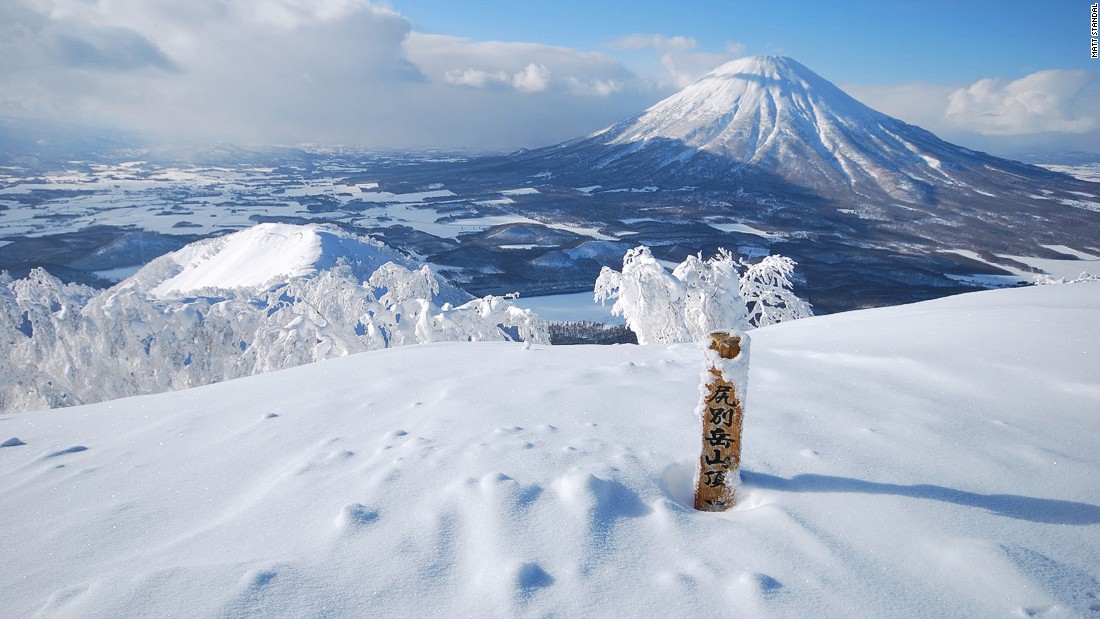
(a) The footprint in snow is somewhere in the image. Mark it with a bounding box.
[376,429,409,452]
[515,562,554,596]
[240,568,278,591]
[335,502,380,532]
[736,571,784,594]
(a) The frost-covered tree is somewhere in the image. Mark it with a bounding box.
[595,246,811,343]
[1032,271,1098,285]
[0,261,549,412]
[594,246,701,344]
[738,254,814,327]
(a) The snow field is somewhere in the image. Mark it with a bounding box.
[1,282,1098,617]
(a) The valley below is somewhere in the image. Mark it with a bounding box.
[2,151,1099,315]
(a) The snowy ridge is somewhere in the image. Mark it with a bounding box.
[1,282,1098,616]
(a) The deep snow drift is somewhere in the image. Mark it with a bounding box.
[1,282,1099,617]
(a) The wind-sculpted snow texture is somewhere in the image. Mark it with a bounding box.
[0,224,547,411]
[0,282,1097,617]
[595,246,811,343]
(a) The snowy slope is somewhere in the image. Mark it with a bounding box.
[148,223,366,298]
[2,282,1098,617]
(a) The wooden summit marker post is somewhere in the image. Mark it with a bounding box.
[694,331,749,511]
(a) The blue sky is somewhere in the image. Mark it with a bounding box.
[1,0,1096,157]
[393,0,1087,83]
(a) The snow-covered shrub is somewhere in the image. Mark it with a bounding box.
[595,246,811,343]
[1032,271,1098,285]
[0,262,549,411]
[738,254,814,327]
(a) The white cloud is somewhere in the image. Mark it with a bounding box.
[564,77,623,97]
[613,34,697,52]
[444,68,510,89]
[16,3,1089,157]
[405,33,636,97]
[944,70,1100,136]
[609,33,744,88]
[844,81,959,129]
[0,0,425,144]
[0,0,658,149]
[513,63,551,92]
[847,70,1100,157]
[441,63,555,94]
[0,1,177,74]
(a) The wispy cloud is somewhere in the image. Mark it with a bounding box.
[609,33,745,88]
[406,33,636,97]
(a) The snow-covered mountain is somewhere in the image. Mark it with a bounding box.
[526,55,1088,206]
[0,223,545,411]
[2,281,1097,617]
[590,56,1016,201]
[423,55,1100,310]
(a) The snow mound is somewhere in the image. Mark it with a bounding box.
[2,282,1098,616]
[146,223,402,298]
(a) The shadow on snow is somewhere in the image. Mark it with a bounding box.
[741,470,1100,526]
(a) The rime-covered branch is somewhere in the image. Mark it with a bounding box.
[595,246,812,343]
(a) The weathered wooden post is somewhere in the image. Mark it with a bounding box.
[694,330,750,511]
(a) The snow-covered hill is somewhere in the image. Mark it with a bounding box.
[124,222,467,304]
[145,223,404,298]
[2,281,1097,617]
[0,223,544,411]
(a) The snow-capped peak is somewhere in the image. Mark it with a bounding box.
[132,223,409,299]
[607,55,883,160]
[706,54,817,80]
[585,55,994,201]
